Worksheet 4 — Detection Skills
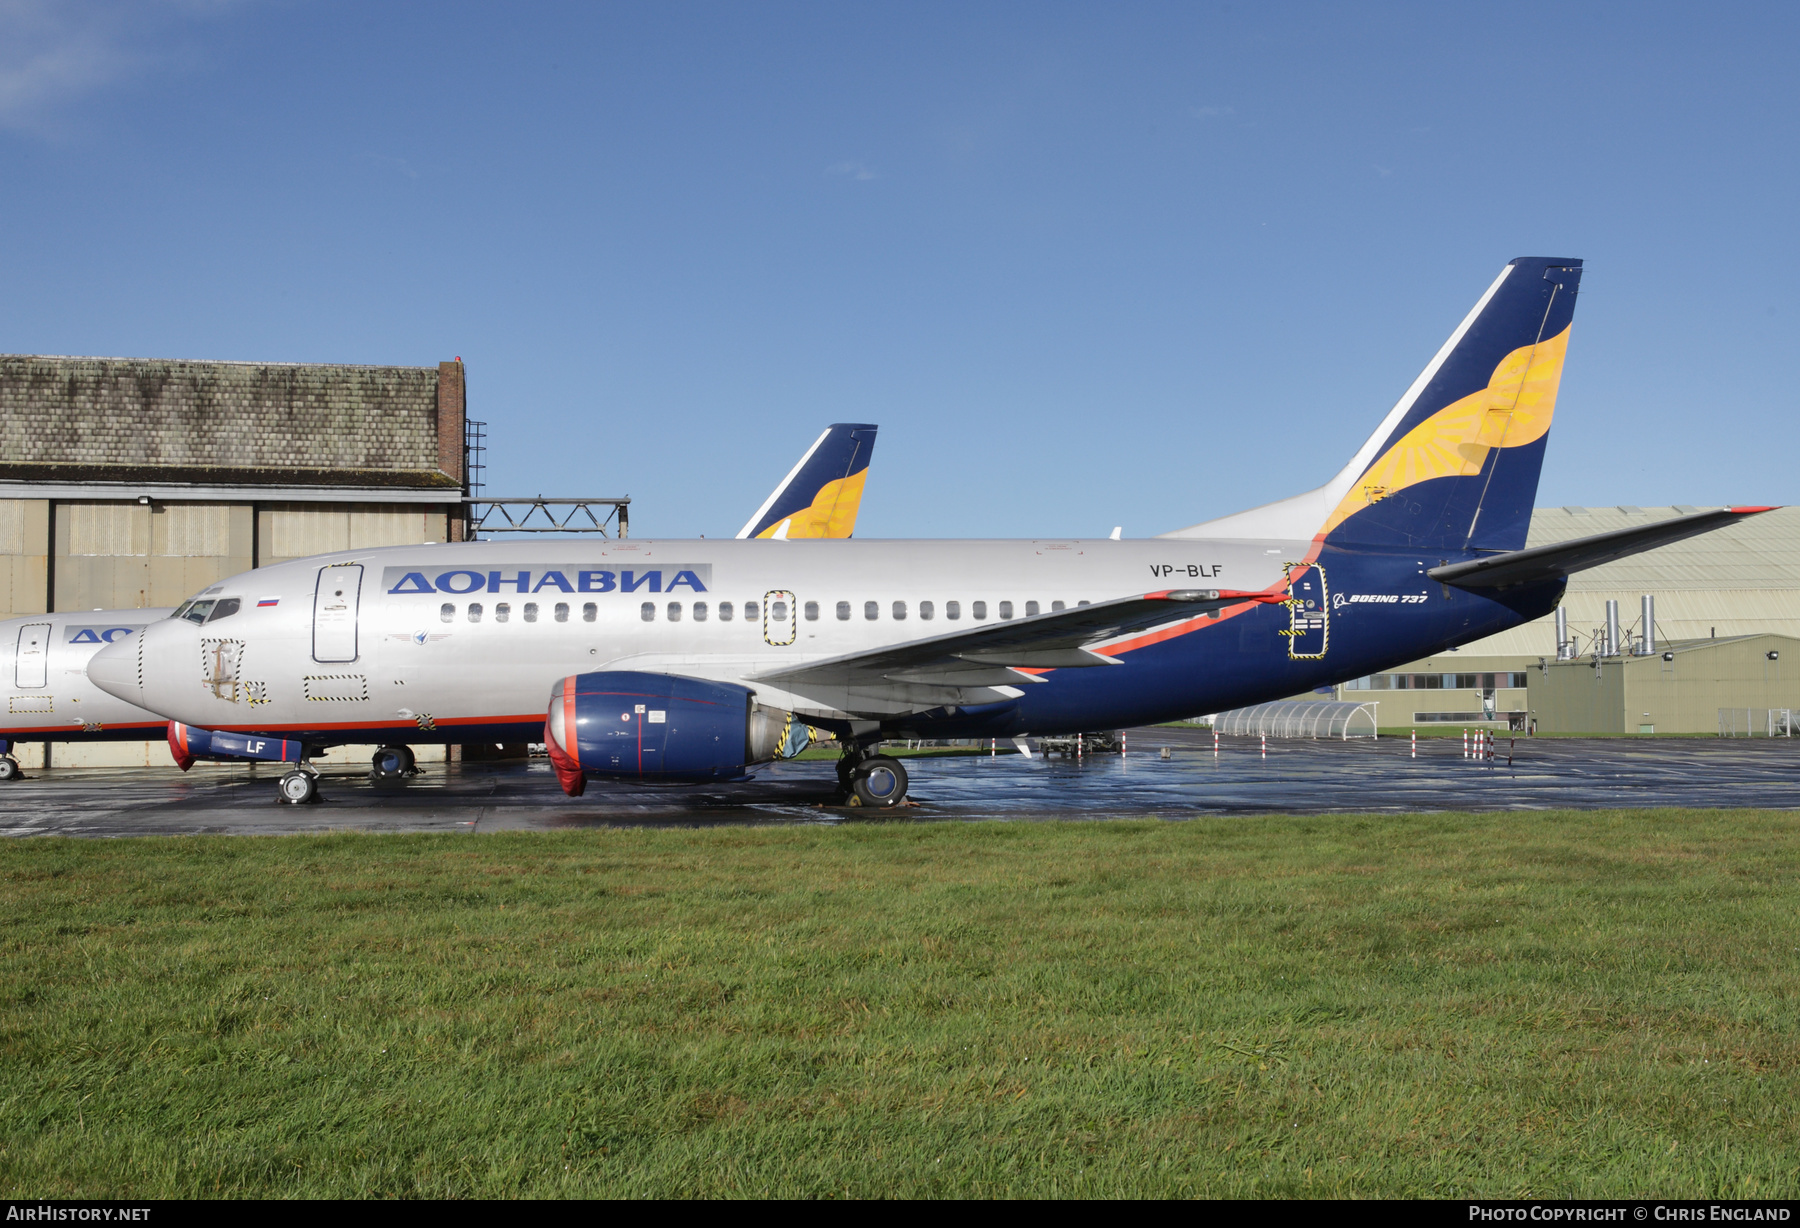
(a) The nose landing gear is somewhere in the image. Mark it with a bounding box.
[277,767,319,805]
[837,745,909,808]
[0,756,19,781]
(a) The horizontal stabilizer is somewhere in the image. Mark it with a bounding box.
[1428,507,1776,590]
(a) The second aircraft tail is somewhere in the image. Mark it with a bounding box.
[738,423,879,539]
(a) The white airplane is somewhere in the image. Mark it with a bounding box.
[90,259,1774,807]
[0,423,877,780]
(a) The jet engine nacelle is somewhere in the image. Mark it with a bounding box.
[168,722,306,771]
[543,671,792,796]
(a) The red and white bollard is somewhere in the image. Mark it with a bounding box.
[1462,729,1469,759]
[1213,729,1220,755]
[1260,732,1267,759]
[1411,729,1416,759]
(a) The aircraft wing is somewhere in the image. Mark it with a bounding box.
[1428,506,1776,590]
[753,588,1282,714]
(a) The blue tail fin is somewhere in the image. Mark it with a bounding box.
[737,423,878,539]
[1160,258,1582,551]
[1322,257,1583,552]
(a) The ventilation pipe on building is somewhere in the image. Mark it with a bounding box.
[1604,600,1622,658]
[1641,595,1656,656]
[1555,607,1574,660]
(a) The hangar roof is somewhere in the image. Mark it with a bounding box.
[0,354,465,490]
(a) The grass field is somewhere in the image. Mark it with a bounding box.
[2,811,1797,1198]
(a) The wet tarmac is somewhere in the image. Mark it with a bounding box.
[1,727,1796,837]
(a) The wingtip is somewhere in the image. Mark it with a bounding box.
[1729,505,1778,514]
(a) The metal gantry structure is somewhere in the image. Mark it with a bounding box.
[461,418,630,539]
[464,496,631,540]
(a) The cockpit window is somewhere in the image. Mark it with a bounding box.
[206,598,241,623]
[177,600,215,625]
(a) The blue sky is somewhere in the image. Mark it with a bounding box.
[2,2,1795,538]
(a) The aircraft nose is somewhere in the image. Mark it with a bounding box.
[88,629,144,702]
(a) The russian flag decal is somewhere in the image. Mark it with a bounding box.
[257,597,280,608]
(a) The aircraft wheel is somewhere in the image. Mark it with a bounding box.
[371,745,413,778]
[278,771,318,805]
[0,756,19,781]
[850,755,908,808]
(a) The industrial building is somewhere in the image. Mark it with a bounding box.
[0,353,471,765]
[1335,505,1800,733]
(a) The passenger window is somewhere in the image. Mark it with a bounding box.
[1025,601,1039,617]
[719,601,734,622]
[583,603,597,622]
[946,600,960,620]
[641,603,655,622]
[495,603,511,623]
[468,603,483,623]
[693,601,708,622]
[892,601,907,620]
[771,601,788,621]
[180,600,215,625]
[555,602,569,623]
[864,601,879,621]
[523,602,538,623]
[999,601,1014,620]
[206,598,241,622]
[836,601,851,620]
[919,600,934,620]
[744,601,758,621]
[667,602,682,622]
[1078,600,1090,607]
[804,601,818,621]
[1052,601,1065,612]
[972,601,987,620]
[441,603,455,623]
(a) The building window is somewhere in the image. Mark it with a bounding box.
[804,601,818,621]
[719,601,734,622]
[555,602,569,623]
[693,601,708,622]
[667,602,682,622]
[468,603,483,623]
[523,602,538,623]
[836,601,851,620]
[892,600,907,620]
[999,601,1014,620]
[1025,601,1040,617]
[440,603,455,623]
[972,601,987,620]
[919,600,934,620]
[641,602,655,622]
[946,600,961,620]
[864,601,879,621]
[583,603,597,622]
[495,603,511,623]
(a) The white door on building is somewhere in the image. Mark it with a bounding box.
[313,565,364,663]
[14,623,49,689]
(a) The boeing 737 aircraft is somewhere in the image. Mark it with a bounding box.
[90,259,1774,806]
[0,423,878,780]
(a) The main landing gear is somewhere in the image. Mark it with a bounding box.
[0,756,19,781]
[837,745,909,808]
[370,745,417,780]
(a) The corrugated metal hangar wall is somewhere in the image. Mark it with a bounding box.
[1336,506,1799,733]
[0,353,469,765]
